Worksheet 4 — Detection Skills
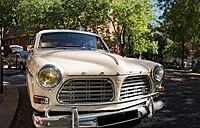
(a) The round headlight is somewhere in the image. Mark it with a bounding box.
[37,65,62,88]
[153,65,164,82]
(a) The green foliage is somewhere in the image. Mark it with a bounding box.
[194,41,200,58]
[162,39,190,58]
[109,0,158,58]
[62,0,110,32]
[158,0,200,57]
[17,0,64,33]
[0,0,16,32]
[5,0,160,59]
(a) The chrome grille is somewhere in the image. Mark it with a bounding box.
[58,79,113,104]
[120,76,151,100]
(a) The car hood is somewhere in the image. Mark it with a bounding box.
[34,50,151,75]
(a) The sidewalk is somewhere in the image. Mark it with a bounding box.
[0,69,20,128]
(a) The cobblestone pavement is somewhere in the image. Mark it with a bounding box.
[4,69,200,128]
[136,70,200,128]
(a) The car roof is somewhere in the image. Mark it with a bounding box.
[9,45,23,48]
[12,51,27,54]
[38,29,100,37]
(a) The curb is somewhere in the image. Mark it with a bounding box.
[0,87,19,128]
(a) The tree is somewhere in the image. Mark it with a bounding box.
[162,39,189,58]
[16,0,64,34]
[108,0,158,58]
[62,0,110,33]
[158,0,200,66]
[8,0,160,60]
[0,0,15,37]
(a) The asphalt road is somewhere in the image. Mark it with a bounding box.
[3,69,200,128]
[137,70,200,128]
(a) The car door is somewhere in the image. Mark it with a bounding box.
[9,52,20,68]
[9,52,17,67]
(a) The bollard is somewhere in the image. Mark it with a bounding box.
[16,55,18,69]
[0,51,3,94]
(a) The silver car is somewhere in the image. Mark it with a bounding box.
[26,30,165,128]
[8,51,28,70]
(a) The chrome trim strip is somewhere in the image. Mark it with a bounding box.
[33,103,158,128]
[102,53,119,65]
[26,68,33,77]
[72,107,79,128]
[55,92,159,107]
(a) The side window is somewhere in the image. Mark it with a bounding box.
[11,53,16,58]
[16,53,20,58]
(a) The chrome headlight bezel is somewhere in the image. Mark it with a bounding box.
[36,64,62,89]
[152,65,165,82]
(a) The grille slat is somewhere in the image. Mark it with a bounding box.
[121,92,146,98]
[60,97,112,102]
[62,86,112,89]
[67,81,112,85]
[121,85,148,91]
[120,76,151,100]
[123,80,148,85]
[121,87,150,95]
[59,93,113,97]
[60,90,113,93]
[58,79,113,104]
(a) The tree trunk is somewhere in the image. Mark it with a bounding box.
[120,24,126,56]
[0,10,3,93]
[181,41,184,68]
[128,33,133,57]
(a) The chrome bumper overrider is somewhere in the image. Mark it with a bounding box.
[33,98,164,128]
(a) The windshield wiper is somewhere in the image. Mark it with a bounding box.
[81,47,94,50]
[56,45,81,49]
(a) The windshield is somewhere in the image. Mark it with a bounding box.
[39,32,108,51]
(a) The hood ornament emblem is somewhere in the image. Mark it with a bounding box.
[116,72,120,76]
[99,72,104,75]
[81,72,87,75]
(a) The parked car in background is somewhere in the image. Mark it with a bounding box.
[172,61,181,69]
[27,30,165,128]
[192,61,200,72]
[160,62,172,69]
[8,51,28,70]
[3,57,9,68]
[161,61,181,69]
[10,45,23,52]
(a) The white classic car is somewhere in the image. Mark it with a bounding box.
[26,30,165,128]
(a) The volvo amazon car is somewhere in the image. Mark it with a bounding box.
[26,30,165,128]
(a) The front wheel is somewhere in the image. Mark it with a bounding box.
[3,61,9,68]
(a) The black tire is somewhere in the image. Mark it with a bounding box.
[3,61,8,68]
[8,63,11,69]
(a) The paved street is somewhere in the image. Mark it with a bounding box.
[3,69,200,128]
[137,70,200,128]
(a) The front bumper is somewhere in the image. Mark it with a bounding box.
[33,100,164,128]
